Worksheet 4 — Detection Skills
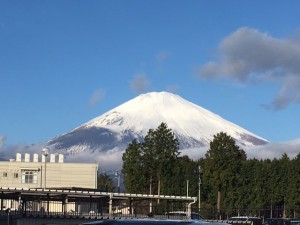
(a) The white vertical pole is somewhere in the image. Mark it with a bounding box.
[198,165,202,212]
[42,147,49,189]
[186,180,189,197]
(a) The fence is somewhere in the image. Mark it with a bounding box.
[196,206,300,221]
[1,200,299,223]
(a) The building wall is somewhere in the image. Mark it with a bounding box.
[45,162,98,188]
[0,153,98,189]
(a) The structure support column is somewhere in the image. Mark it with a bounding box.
[109,194,113,216]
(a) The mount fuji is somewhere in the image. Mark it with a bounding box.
[46,92,268,165]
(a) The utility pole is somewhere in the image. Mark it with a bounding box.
[186,180,189,197]
[149,176,152,214]
[117,172,120,193]
[198,165,202,212]
[42,147,49,189]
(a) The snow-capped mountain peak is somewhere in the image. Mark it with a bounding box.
[83,92,267,145]
[47,92,268,160]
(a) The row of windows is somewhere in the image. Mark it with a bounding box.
[3,172,19,178]
[2,170,38,184]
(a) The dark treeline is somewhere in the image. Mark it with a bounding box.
[122,123,300,217]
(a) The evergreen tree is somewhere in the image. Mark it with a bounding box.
[289,153,300,212]
[122,139,146,193]
[122,123,180,195]
[203,132,246,210]
[175,155,198,196]
[143,128,159,194]
[237,159,257,209]
[121,128,300,216]
[97,172,115,192]
[150,123,180,195]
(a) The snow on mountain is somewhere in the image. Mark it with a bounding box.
[47,92,268,159]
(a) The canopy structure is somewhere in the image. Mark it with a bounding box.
[0,187,197,217]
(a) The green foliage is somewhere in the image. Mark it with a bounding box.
[122,128,300,214]
[122,122,180,195]
[97,173,115,192]
[122,139,146,193]
[203,132,246,208]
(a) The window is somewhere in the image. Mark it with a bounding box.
[21,170,38,184]
[14,173,19,178]
[3,172,7,177]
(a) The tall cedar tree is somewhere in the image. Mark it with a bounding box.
[203,132,246,210]
[122,140,147,193]
[122,122,180,195]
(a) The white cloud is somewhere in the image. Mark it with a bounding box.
[199,27,300,110]
[244,139,300,159]
[181,140,300,161]
[270,75,300,109]
[156,51,172,63]
[65,139,300,171]
[1,140,299,170]
[166,85,180,94]
[0,136,6,149]
[87,89,105,108]
[130,73,151,94]
[0,141,45,160]
[65,147,124,170]
[0,136,300,171]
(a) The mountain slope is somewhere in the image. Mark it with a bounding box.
[47,92,268,156]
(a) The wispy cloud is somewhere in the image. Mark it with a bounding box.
[166,85,179,94]
[130,73,151,94]
[66,147,123,170]
[198,27,300,110]
[0,139,45,160]
[156,51,172,64]
[61,138,300,170]
[87,89,105,108]
[181,139,300,161]
[0,136,6,149]
[1,138,299,170]
[244,139,300,159]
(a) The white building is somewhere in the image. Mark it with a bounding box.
[0,153,98,189]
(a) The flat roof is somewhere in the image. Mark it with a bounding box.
[0,187,197,203]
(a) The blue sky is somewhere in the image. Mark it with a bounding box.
[1,0,300,147]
